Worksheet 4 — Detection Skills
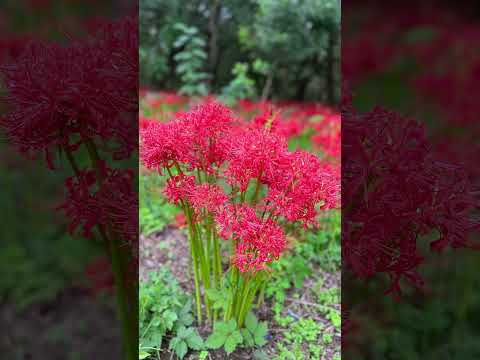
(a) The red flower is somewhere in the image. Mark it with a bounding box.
[188,183,228,216]
[140,119,192,172]
[58,169,101,238]
[265,150,340,227]
[164,174,195,205]
[176,100,234,172]
[224,128,287,191]
[216,205,287,273]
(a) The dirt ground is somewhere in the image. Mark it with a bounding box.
[140,226,341,360]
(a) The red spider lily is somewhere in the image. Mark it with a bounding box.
[141,101,341,275]
[176,100,234,172]
[265,150,340,227]
[164,174,196,205]
[188,183,229,217]
[224,127,287,191]
[216,204,286,273]
[140,120,190,172]
[0,16,138,163]
[175,213,187,229]
[342,92,480,296]
[58,163,138,246]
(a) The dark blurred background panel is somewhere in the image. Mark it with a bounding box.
[0,1,137,359]
[342,1,480,359]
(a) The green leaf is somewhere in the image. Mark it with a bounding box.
[226,319,238,332]
[254,334,267,347]
[186,331,204,350]
[205,289,221,301]
[253,350,270,360]
[163,310,178,330]
[175,340,188,359]
[254,322,268,346]
[139,350,150,359]
[245,312,258,333]
[177,326,193,339]
[224,330,243,354]
[213,321,231,335]
[328,310,341,328]
[241,328,254,347]
[206,332,226,349]
[174,35,190,48]
[169,337,180,350]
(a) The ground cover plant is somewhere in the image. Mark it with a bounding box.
[139,91,341,359]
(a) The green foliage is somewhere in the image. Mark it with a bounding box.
[0,235,95,311]
[140,174,180,235]
[198,350,209,360]
[267,254,312,303]
[275,318,323,360]
[241,312,268,347]
[0,157,99,311]
[206,319,243,355]
[173,23,210,96]
[240,0,341,101]
[298,210,341,271]
[169,326,204,359]
[139,268,201,359]
[288,127,315,151]
[206,288,229,313]
[139,0,340,102]
[220,62,256,106]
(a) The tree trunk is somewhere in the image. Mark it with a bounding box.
[326,28,336,105]
[208,0,221,88]
[261,71,274,102]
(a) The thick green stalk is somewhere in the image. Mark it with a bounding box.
[225,267,239,321]
[82,140,136,360]
[251,170,263,205]
[193,219,212,321]
[205,214,212,283]
[184,206,203,324]
[256,282,266,307]
[187,215,203,323]
[238,279,262,327]
[213,230,222,287]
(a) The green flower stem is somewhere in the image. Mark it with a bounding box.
[235,274,250,321]
[193,219,212,321]
[238,277,262,327]
[251,170,263,205]
[213,230,222,287]
[256,281,266,307]
[184,206,203,324]
[83,139,136,360]
[205,213,212,284]
[225,267,239,321]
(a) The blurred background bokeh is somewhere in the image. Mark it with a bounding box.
[140,0,340,105]
[0,1,134,358]
[343,1,480,359]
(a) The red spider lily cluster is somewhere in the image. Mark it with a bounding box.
[342,1,480,298]
[141,101,340,274]
[0,16,138,245]
[342,89,480,297]
[140,91,341,170]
